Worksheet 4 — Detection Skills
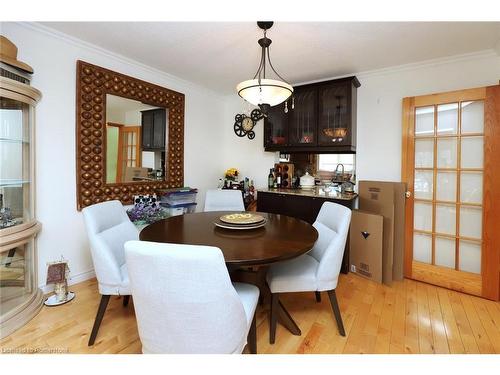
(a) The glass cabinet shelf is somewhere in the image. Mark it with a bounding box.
[0,180,30,187]
[0,138,29,143]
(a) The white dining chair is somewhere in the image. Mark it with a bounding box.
[204,189,245,212]
[82,200,139,346]
[266,201,352,343]
[124,240,259,354]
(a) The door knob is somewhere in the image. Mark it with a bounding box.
[405,191,412,198]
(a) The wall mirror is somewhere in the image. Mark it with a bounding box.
[76,60,185,210]
[105,94,168,184]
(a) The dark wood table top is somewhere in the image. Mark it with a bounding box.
[139,211,318,266]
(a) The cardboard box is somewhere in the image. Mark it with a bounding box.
[350,210,384,283]
[358,181,406,285]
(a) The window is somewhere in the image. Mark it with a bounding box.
[317,154,355,172]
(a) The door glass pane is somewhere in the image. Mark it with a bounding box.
[460,172,483,204]
[437,138,457,168]
[435,237,455,269]
[437,103,458,135]
[461,101,484,134]
[413,233,432,264]
[461,136,483,169]
[414,202,432,231]
[415,139,434,168]
[460,206,482,240]
[459,240,481,274]
[415,106,434,136]
[414,170,433,199]
[435,204,456,235]
[436,171,456,202]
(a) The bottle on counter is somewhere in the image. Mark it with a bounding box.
[276,166,282,188]
[268,168,274,189]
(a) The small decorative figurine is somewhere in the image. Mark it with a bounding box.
[44,257,75,306]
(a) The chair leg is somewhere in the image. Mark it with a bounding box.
[327,289,345,337]
[247,313,257,354]
[123,295,130,307]
[270,293,279,344]
[315,291,321,302]
[88,295,111,346]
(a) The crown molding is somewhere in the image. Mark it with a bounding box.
[14,22,226,101]
[294,49,498,87]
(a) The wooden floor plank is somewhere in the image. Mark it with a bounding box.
[404,279,420,354]
[426,283,450,354]
[389,280,406,353]
[373,282,396,354]
[448,290,480,353]
[458,293,495,354]
[469,295,500,354]
[415,281,434,353]
[437,288,466,354]
[1,274,500,354]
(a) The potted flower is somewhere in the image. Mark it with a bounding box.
[224,168,239,182]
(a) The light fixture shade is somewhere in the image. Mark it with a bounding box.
[236,78,293,107]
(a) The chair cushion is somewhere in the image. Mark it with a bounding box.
[232,282,259,326]
[266,254,319,293]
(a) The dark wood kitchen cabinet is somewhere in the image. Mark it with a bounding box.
[141,108,166,150]
[257,190,358,273]
[264,76,360,153]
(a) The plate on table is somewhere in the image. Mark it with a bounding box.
[219,213,265,225]
[214,218,267,230]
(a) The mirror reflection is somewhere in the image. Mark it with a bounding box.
[105,94,168,183]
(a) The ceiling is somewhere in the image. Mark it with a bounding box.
[42,22,500,94]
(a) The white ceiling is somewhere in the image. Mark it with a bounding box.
[42,22,500,94]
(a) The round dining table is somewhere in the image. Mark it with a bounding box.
[139,211,319,337]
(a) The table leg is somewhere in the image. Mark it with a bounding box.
[229,267,301,336]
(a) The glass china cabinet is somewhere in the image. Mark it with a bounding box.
[0,65,43,339]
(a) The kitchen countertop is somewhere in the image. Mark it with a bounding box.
[257,187,358,201]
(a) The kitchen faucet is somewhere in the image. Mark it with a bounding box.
[334,163,345,180]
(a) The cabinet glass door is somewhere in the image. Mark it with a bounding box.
[318,83,350,145]
[0,97,33,230]
[264,101,288,147]
[288,87,317,146]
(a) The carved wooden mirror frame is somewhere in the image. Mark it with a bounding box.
[75,60,184,210]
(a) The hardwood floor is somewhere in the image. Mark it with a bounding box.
[1,273,500,354]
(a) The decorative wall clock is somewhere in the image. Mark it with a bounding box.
[233,108,265,139]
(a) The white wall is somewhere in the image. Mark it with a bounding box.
[355,52,500,183]
[221,97,278,189]
[221,51,500,190]
[1,22,227,287]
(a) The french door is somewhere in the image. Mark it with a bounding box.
[402,85,500,300]
[116,126,141,182]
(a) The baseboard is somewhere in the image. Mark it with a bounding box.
[39,269,95,295]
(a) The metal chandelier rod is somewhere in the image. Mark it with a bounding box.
[252,27,290,85]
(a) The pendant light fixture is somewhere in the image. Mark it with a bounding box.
[236,21,293,114]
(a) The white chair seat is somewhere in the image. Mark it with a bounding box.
[266,254,319,293]
[233,282,260,324]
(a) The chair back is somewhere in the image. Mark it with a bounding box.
[125,241,248,354]
[82,200,138,294]
[309,202,352,290]
[204,189,245,212]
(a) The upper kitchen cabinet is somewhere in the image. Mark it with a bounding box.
[141,108,167,150]
[288,86,317,146]
[264,102,289,149]
[263,76,360,153]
